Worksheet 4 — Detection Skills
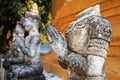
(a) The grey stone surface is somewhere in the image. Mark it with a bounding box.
[2,3,45,80]
[46,5,112,80]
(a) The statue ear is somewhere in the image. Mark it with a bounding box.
[76,4,100,19]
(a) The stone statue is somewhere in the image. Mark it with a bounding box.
[3,3,45,80]
[46,5,112,80]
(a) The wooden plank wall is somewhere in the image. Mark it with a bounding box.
[52,0,120,57]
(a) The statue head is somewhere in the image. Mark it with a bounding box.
[22,17,39,32]
[23,3,40,33]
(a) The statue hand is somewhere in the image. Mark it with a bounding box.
[46,26,68,58]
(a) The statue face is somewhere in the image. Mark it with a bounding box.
[23,18,34,31]
[23,17,39,32]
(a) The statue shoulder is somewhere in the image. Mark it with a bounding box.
[89,15,112,42]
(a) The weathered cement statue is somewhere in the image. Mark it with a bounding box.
[3,3,45,80]
[46,5,112,80]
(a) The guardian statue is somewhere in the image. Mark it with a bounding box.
[46,5,112,80]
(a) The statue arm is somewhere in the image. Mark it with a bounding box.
[24,35,40,57]
[13,33,29,54]
[64,52,87,74]
[64,53,105,76]
[14,33,37,57]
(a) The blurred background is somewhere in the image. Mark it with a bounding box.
[0,0,120,80]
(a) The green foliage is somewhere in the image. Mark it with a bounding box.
[17,0,34,18]
[0,0,25,37]
[39,22,47,44]
[40,33,47,45]
[0,0,52,44]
